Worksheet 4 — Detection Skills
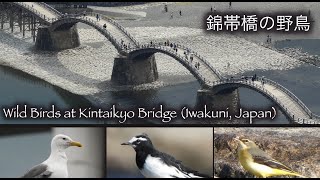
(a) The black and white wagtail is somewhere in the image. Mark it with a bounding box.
[121,133,211,178]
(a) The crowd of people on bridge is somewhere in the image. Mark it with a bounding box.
[162,40,201,70]
[119,38,202,71]
[120,39,131,50]
[238,74,267,86]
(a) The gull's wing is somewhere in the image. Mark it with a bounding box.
[248,148,293,172]
[21,163,52,178]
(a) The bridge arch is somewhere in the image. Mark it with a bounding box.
[49,16,124,52]
[212,81,294,120]
[8,2,60,25]
[127,46,214,87]
[209,78,320,123]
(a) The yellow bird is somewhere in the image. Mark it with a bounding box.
[234,136,306,178]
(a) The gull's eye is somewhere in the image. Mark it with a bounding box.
[62,138,67,141]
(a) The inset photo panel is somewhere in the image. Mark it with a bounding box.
[106,128,213,178]
[214,127,320,178]
[0,127,105,178]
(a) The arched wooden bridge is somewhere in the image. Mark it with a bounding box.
[1,2,319,124]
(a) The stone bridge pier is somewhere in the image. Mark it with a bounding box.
[196,87,240,115]
[36,24,80,51]
[111,53,159,85]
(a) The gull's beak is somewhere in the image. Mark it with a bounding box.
[70,141,83,147]
[121,142,131,146]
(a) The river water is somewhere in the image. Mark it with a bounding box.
[0,38,319,124]
[0,66,97,124]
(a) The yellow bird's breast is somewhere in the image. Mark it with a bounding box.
[238,149,273,178]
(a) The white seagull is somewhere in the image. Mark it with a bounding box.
[21,134,82,178]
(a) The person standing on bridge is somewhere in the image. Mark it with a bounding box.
[96,14,100,21]
[179,10,182,16]
[171,12,173,19]
[261,76,265,86]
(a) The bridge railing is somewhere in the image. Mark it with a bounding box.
[311,113,320,119]
[54,15,123,51]
[126,41,222,83]
[212,78,298,121]
[13,2,53,24]
[142,44,208,84]
[176,44,224,80]
[105,17,139,47]
[260,77,314,118]
[37,2,63,17]
[211,78,320,124]
[87,12,140,47]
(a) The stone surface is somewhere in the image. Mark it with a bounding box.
[111,53,158,85]
[196,88,242,123]
[214,128,320,178]
[36,24,80,51]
